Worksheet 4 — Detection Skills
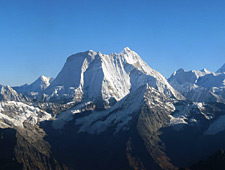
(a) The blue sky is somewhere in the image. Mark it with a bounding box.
[0,0,225,86]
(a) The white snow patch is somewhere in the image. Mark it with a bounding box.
[52,101,92,129]
[0,101,51,128]
[169,115,188,125]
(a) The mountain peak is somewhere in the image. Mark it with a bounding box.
[172,68,184,76]
[201,68,211,74]
[39,75,50,82]
[45,48,183,103]
[216,63,225,73]
[66,50,97,63]
[123,46,131,51]
[120,47,132,54]
[13,75,54,95]
[0,84,27,102]
[177,68,185,72]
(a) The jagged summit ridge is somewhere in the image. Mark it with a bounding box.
[30,75,53,91]
[0,85,28,102]
[168,66,225,103]
[45,48,184,103]
[13,75,54,95]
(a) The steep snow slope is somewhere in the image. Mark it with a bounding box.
[47,83,178,170]
[0,85,28,102]
[14,75,54,95]
[1,49,225,170]
[168,66,225,103]
[0,101,51,128]
[52,83,176,134]
[45,47,184,103]
[0,79,52,128]
[168,68,211,93]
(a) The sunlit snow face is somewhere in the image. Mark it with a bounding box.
[0,101,51,128]
[42,48,182,103]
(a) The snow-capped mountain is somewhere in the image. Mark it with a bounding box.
[50,80,225,170]
[1,48,225,170]
[168,66,225,103]
[44,47,184,104]
[0,83,52,129]
[168,68,211,92]
[14,75,54,96]
[0,101,51,128]
[0,85,28,102]
[53,83,175,134]
[48,83,179,170]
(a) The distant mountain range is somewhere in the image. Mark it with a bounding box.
[168,66,225,103]
[13,75,54,97]
[0,48,225,170]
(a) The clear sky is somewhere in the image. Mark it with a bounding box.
[0,0,225,86]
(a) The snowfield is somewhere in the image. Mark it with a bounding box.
[0,101,51,128]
